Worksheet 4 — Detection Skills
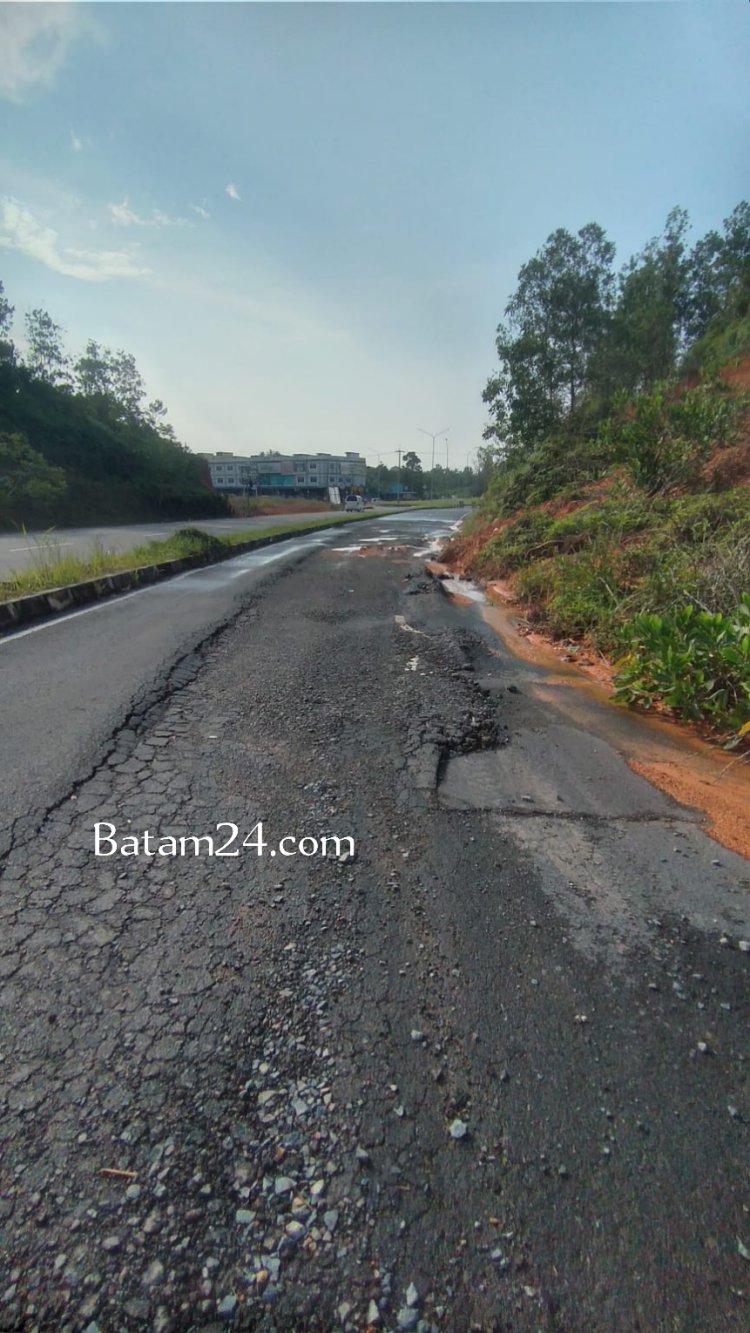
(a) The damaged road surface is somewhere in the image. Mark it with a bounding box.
[1,514,749,1332]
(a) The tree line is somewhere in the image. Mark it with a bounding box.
[0,283,227,528]
[481,202,750,470]
[366,452,482,499]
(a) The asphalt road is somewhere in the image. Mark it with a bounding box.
[0,512,387,576]
[1,512,749,1332]
[0,511,455,860]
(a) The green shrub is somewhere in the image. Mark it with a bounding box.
[600,380,746,494]
[475,511,554,574]
[545,552,625,643]
[165,527,226,559]
[682,304,750,379]
[481,431,614,517]
[613,598,750,730]
[131,527,227,564]
[666,489,750,542]
[513,559,559,607]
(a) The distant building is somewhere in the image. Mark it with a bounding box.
[199,451,366,498]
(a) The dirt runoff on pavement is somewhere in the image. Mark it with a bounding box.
[477,594,750,860]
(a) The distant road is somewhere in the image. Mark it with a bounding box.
[0,512,382,576]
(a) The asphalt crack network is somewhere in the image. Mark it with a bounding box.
[0,603,260,869]
[1,550,749,1333]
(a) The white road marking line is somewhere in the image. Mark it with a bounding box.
[7,542,74,553]
[0,540,324,645]
[0,587,147,643]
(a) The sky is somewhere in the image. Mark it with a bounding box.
[0,2,748,473]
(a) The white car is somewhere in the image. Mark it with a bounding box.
[344,495,365,512]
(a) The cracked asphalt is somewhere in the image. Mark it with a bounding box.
[1,518,749,1332]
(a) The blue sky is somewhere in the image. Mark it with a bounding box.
[0,2,748,472]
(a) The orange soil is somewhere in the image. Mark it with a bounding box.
[228,499,331,517]
[722,353,750,392]
[482,580,617,692]
[627,757,750,859]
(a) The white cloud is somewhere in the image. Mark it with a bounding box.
[190,202,211,221]
[108,198,188,229]
[0,197,148,282]
[225,182,241,202]
[70,128,83,153]
[0,4,92,103]
[108,199,145,228]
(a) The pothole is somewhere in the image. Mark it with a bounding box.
[437,725,685,818]
[400,628,503,797]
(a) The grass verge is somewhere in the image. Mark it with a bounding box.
[0,514,373,601]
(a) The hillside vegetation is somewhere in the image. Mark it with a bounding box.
[446,203,750,735]
[0,285,227,528]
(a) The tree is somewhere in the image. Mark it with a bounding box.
[475,442,502,486]
[402,451,422,471]
[685,201,750,342]
[0,280,15,365]
[592,208,691,398]
[143,400,177,443]
[24,308,71,386]
[484,223,615,448]
[107,350,146,423]
[74,340,113,398]
[0,431,67,516]
[74,342,151,426]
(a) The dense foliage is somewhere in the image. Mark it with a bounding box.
[482,202,750,515]
[613,600,750,730]
[0,281,227,528]
[469,201,750,734]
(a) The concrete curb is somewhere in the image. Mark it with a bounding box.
[0,518,380,635]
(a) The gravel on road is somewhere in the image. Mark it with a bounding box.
[1,542,749,1332]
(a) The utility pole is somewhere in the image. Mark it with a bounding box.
[396,448,402,502]
[418,427,449,501]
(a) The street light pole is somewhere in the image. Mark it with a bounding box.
[418,427,449,501]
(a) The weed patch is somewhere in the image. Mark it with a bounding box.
[613,599,750,731]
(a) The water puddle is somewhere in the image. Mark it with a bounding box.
[425,559,487,604]
[440,575,487,604]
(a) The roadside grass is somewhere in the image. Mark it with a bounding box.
[447,481,750,735]
[470,486,750,635]
[0,513,373,601]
